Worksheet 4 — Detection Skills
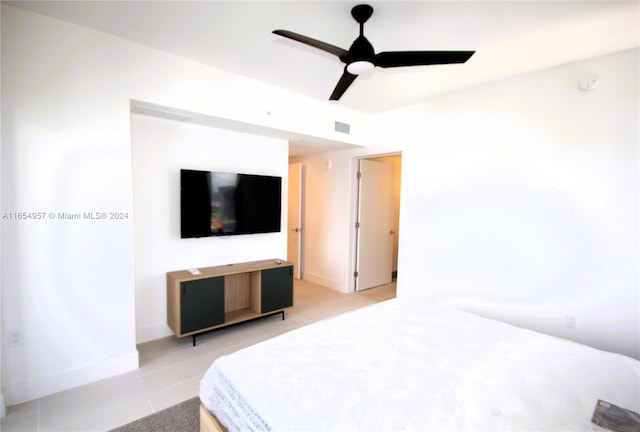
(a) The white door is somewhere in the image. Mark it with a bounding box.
[355,159,393,291]
[287,163,303,279]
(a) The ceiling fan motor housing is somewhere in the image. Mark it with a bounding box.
[343,36,375,64]
[344,5,376,73]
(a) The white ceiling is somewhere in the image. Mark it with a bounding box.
[6,1,639,115]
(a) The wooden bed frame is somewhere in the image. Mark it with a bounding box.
[200,403,227,432]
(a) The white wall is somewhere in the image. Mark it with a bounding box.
[390,48,639,358]
[294,49,638,359]
[131,115,288,342]
[1,5,366,405]
[1,8,138,404]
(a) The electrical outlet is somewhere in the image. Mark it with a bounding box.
[8,330,23,347]
[565,315,577,329]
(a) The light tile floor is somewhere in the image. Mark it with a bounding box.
[2,279,396,432]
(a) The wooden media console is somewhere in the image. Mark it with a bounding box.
[167,259,294,345]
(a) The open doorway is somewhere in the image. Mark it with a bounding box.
[353,154,402,291]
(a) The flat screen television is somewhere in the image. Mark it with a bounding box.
[180,169,282,238]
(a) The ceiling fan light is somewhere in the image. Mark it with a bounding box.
[347,60,374,75]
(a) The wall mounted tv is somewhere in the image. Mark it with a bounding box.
[180,169,282,238]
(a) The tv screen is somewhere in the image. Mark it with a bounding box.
[180,169,282,238]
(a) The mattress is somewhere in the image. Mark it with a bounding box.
[200,299,640,431]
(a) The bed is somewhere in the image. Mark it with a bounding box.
[199,298,640,431]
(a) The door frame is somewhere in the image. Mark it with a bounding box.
[287,162,304,279]
[348,152,402,293]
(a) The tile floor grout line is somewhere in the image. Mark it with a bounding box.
[137,345,209,377]
[36,398,41,432]
[144,376,202,413]
[135,370,156,415]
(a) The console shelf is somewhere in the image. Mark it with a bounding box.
[167,259,294,345]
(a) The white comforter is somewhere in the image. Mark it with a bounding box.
[200,299,639,431]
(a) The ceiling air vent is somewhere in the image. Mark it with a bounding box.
[334,121,350,134]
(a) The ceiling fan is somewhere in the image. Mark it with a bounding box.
[273,4,475,101]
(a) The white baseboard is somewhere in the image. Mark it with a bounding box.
[136,323,173,344]
[4,350,139,406]
[303,272,346,293]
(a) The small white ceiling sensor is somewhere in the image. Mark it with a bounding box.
[579,74,600,91]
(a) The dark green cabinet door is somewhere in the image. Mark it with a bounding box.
[180,277,224,334]
[261,266,293,313]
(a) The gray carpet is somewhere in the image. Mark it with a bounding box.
[109,397,199,432]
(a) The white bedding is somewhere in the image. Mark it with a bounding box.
[200,299,640,431]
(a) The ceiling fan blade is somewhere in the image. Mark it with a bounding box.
[375,50,475,68]
[273,30,348,58]
[329,69,358,100]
